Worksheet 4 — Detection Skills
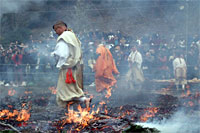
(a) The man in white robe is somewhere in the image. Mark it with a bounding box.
[173,53,187,90]
[127,45,144,91]
[51,21,91,109]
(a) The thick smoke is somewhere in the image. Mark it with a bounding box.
[137,109,200,133]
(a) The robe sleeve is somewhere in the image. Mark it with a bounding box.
[52,39,69,68]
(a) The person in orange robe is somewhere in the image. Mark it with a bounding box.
[94,44,119,93]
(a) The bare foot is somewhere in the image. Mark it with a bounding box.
[85,98,92,111]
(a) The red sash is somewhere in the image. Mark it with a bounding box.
[65,68,76,84]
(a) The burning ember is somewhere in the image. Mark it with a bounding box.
[105,87,112,99]
[0,104,31,122]
[60,104,100,131]
[140,107,158,122]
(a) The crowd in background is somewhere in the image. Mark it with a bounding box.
[0,29,200,87]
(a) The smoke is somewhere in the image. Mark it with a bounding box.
[137,109,200,133]
[0,0,46,16]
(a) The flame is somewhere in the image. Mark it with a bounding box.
[16,109,30,121]
[8,88,16,96]
[105,87,112,99]
[48,87,57,94]
[62,104,100,130]
[140,107,158,122]
[104,106,108,114]
[0,104,31,121]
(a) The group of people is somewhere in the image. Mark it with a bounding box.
[51,21,191,110]
[51,21,122,110]
[0,20,200,110]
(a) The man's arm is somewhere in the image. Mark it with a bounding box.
[52,40,69,68]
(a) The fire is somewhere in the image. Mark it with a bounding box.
[104,106,108,114]
[8,88,16,96]
[16,109,30,121]
[105,87,112,99]
[140,107,158,122]
[62,104,100,130]
[0,104,31,121]
[48,86,57,94]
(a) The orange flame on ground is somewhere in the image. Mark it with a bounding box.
[8,88,16,96]
[0,104,31,121]
[140,107,158,122]
[62,104,100,131]
[105,87,112,99]
[48,87,57,94]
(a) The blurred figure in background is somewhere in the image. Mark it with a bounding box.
[94,43,119,94]
[173,52,187,90]
[12,50,23,86]
[127,44,144,91]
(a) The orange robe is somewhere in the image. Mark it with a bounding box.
[94,45,119,92]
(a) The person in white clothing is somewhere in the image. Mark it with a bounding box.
[51,21,91,110]
[173,52,187,90]
[127,44,144,91]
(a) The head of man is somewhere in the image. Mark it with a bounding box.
[131,45,137,52]
[53,21,67,36]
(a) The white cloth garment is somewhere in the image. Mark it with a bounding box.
[52,40,69,68]
[173,58,186,71]
[128,50,143,69]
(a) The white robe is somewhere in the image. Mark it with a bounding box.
[173,58,186,71]
[173,57,187,85]
[128,50,143,69]
[53,31,84,108]
[127,50,144,89]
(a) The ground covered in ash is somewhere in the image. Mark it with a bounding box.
[0,82,199,132]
